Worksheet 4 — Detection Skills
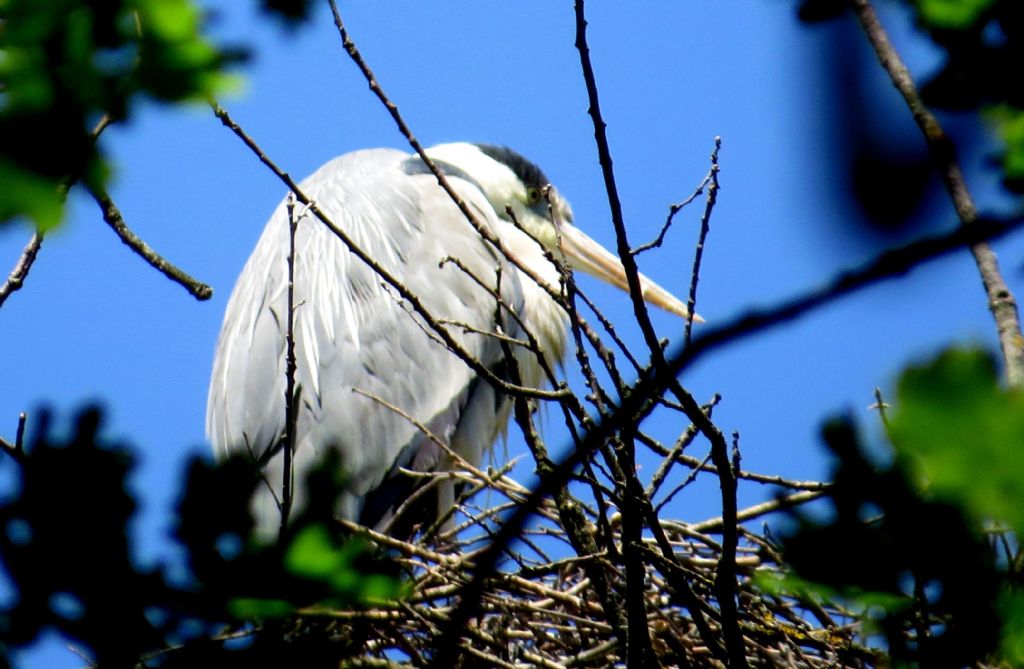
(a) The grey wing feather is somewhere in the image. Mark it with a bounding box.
[206,148,524,536]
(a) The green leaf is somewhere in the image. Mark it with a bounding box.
[0,0,243,226]
[283,524,404,603]
[754,570,910,613]
[138,0,199,42]
[913,0,996,29]
[359,574,406,603]
[284,524,347,581]
[0,160,64,229]
[888,347,1024,531]
[988,106,1024,192]
[999,590,1024,665]
[227,597,295,620]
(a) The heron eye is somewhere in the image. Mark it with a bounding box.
[525,186,542,205]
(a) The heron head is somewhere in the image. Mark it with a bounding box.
[423,142,699,321]
[424,142,572,247]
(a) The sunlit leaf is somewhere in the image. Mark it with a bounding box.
[889,347,1024,531]
[989,105,1024,192]
[285,524,345,581]
[914,0,996,29]
[999,590,1024,664]
[0,0,244,225]
[0,160,63,229]
[359,574,406,603]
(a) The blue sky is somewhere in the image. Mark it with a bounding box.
[3,2,1022,666]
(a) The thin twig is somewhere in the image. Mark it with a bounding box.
[0,413,28,464]
[500,322,630,650]
[15,412,26,452]
[574,0,670,364]
[690,490,826,534]
[0,115,112,310]
[870,386,891,428]
[325,0,572,316]
[646,393,720,500]
[684,137,721,348]
[279,192,300,539]
[349,388,525,517]
[632,167,714,256]
[655,451,713,515]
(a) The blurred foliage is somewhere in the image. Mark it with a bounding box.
[260,0,315,24]
[0,0,243,230]
[889,348,1024,529]
[796,0,1024,195]
[777,348,1024,666]
[0,408,403,669]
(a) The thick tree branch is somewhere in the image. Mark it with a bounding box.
[849,0,1024,386]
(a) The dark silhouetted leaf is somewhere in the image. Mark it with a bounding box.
[797,0,847,22]
[781,406,1003,666]
[889,347,1024,530]
[261,0,315,24]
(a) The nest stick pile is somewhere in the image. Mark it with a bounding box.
[287,459,876,668]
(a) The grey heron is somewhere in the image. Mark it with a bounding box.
[207,142,696,538]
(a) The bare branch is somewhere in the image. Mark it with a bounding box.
[0,232,44,309]
[685,136,721,348]
[631,162,714,256]
[324,0,572,316]
[691,489,827,534]
[0,114,114,310]
[87,183,213,301]
[279,192,301,539]
[646,394,720,501]
[0,416,27,466]
[850,0,1024,386]
[573,0,667,365]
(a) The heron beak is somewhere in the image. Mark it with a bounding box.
[556,223,704,323]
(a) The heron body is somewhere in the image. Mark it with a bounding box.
[207,143,693,537]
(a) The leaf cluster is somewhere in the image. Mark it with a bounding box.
[0,0,243,229]
[778,348,1024,666]
[0,408,402,669]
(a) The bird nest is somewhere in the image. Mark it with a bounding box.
[270,462,878,669]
